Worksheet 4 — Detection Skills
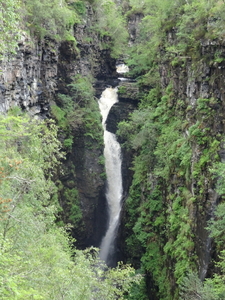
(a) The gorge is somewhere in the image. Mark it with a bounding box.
[1,0,225,299]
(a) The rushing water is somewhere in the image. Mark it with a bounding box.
[98,87,123,266]
[116,63,129,74]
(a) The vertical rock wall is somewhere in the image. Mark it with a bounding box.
[0,35,58,115]
[159,41,225,277]
[0,7,120,249]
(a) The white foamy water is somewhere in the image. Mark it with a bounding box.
[98,87,123,265]
[116,63,129,74]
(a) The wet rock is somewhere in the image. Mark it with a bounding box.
[106,101,137,134]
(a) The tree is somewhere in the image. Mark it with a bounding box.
[0,110,140,299]
[24,0,78,41]
[0,0,21,57]
[92,0,129,58]
[179,272,218,300]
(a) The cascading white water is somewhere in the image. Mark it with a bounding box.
[98,87,123,265]
[116,64,129,74]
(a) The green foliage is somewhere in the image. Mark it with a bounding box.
[208,202,225,248]
[56,75,103,145]
[126,0,225,77]
[164,195,195,283]
[0,110,140,299]
[126,0,179,74]
[92,0,129,58]
[51,76,103,231]
[24,0,79,41]
[206,250,225,299]
[154,120,191,180]
[115,0,225,299]
[118,86,127,94]
[125,271,148,300]
[197,98,210,111]
[0,0,21,57]
[68,74,95,103]
[118,69,219,298]
[62,187,83,226]
[69,0,87,15]
[180,253,225,299]
[51,104,68,129]
[189,122,209,145]
[209,158,225,196]
[201,200,225,299]
[63,137,73,149]
[179,272,218,300]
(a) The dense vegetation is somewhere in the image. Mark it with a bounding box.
[51,74,105,233]
[2,0,225,299]
[0,0,21,56]
[115,0,225,299]
[0,109,139,299]
[0,0,129,59]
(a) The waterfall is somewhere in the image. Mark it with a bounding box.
[98,87,123,266]
[116,63,129,74]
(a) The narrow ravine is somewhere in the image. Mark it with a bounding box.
[98,87,123,267]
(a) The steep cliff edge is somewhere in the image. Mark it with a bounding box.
[0,4,135,250]
[117,7,225,298]
[159,40,225,279]
[2,2,225,299]
[0,7,108,249]
[0,35,58,115]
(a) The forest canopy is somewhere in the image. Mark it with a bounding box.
[0,109,139,299]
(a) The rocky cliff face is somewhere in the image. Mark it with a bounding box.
[0,6,118,115]
[2,5,224,294]
[114,20,225,297]
[0,35,58,115]
[160,40,225,278]
[0,10,105,249]
[55,8,117,248]
[0,6,137,250]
